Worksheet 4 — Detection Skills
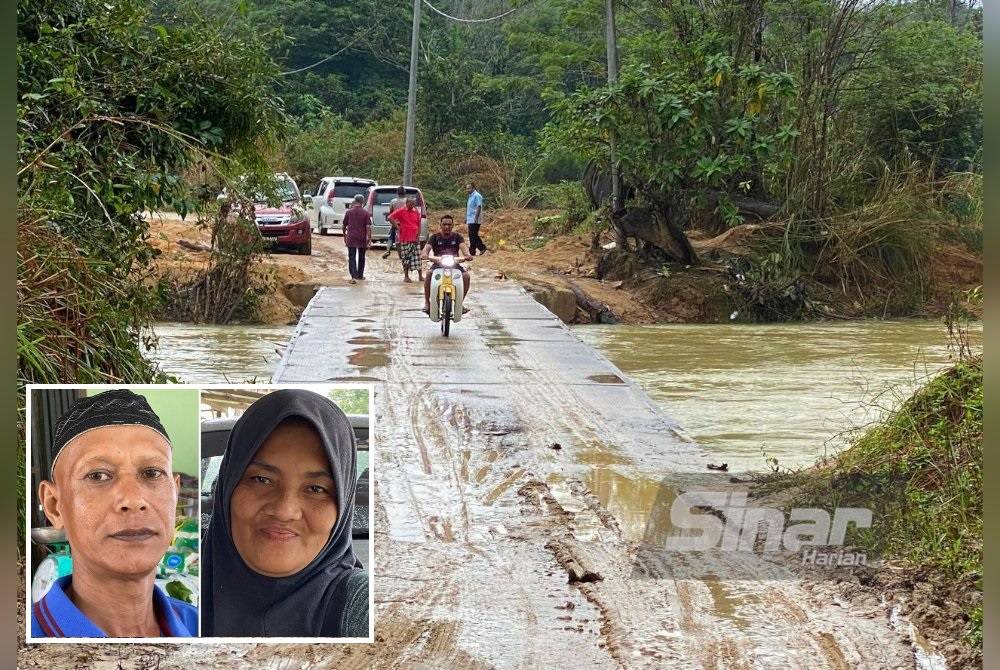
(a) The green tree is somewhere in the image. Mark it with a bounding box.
[18,0,287,384]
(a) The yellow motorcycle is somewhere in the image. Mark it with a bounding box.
[428,255,466,336]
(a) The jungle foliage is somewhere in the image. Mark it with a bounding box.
[17,0,287,385]
[248,0,981,297]
[17,0,983,385]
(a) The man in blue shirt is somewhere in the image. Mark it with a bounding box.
[30,390,198,638]
[465,181,487,256]
[32,574,197,637]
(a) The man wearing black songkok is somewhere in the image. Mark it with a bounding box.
[31,389,197,638]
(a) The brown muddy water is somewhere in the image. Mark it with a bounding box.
[147,319,980,473]
[576,319,982,472]
[143,322,294,383]
[32,307,966,668]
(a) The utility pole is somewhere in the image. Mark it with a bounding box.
[403,0,421,186]
[604,0,620,214]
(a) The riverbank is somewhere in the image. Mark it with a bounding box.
[749,356,983,667]
[148,212,349,325]
[147,206,981,327]
[448,208,982,325]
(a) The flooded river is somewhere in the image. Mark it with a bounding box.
[143,322,293,383]
[76,289,972,668]
[576,319,980,471]
[146,319,978,472]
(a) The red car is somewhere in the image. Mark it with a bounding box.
[253,174,312,255]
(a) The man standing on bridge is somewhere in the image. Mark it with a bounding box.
[342,194,372,284]
[388,197,423,284]
[465,181,487,256]
[382,186,407,260]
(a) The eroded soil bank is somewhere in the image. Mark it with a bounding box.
[148,208,982,327]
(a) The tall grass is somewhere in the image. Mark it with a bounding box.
[778,164,980,314]
[17,221,163,385]
[17,219,166,557]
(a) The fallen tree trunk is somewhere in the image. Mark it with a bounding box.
[614,205,698,266]
[567,280,618,324]
[706,190,781,220]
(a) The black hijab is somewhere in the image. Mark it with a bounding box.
[202,389,362,636]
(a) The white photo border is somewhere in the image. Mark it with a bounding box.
[24,382,376,645]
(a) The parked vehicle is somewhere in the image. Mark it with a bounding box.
[200,414,370,567]
[252,173,311,255]
[308,177,377,236]
[366,185,428,245]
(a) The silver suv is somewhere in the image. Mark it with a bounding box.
[308,177,377,236]
[366,185,428,245]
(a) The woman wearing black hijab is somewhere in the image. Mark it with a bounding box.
[202,389,368,637]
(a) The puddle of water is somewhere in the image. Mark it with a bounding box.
[701,574,758,630]
[348,346,391,370]
[585,468,669,543]
[348,336,384,345]
[474,450,499,483]
[485,335,523,347]
[460,450,471,482]
[575,444,633,467]
[483,468,525,505]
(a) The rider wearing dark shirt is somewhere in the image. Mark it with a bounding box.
[428,232,465,270]
[421,215,472,313]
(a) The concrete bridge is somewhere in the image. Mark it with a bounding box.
[267,271,916,669]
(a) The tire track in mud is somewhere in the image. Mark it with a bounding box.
[458,301,923,669]
[330,280,613,668]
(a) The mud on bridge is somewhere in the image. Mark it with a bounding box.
[259,274,925,669]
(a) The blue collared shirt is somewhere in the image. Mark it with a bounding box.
[466,190,483,224]
[31,575,198,638]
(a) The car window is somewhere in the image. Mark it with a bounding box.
[373,189,422,206]
[316,180,328,196]
[252,179,298,204]
[201,456,223,495]
[333,182,373,200]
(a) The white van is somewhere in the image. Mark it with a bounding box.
[366,185,428,245]
[308,177,377,235]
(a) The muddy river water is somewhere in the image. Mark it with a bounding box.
[576,319,981,471]
[148,318,978,473]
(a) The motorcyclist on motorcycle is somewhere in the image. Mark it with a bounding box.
[421,214,473,314]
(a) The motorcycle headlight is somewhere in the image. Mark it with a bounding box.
[441,256,456,268]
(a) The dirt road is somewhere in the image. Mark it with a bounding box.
[19,236,935,669]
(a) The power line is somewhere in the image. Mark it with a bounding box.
[281,2,528,77]
[421,0,523,24]
[278,36,364,76]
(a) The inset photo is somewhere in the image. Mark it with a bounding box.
[26,386,200,639]
[199,385,372,640]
